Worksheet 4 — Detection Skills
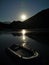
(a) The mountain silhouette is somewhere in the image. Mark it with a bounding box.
[23,8,49,29]
[10,21,22,29]
[0,22,9,29]
[0,8,49,29]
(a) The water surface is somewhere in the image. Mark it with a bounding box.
[0,29,49,65]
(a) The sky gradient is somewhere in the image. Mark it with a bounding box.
[0,0,49,22]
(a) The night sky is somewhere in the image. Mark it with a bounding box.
[0,0,49,22]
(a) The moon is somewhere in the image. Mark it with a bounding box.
[20,14,27,21]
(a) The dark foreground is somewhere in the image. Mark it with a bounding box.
[0,29,49,65]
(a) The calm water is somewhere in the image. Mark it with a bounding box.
[0,29,49,65]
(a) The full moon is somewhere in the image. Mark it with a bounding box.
[20,14,27,21]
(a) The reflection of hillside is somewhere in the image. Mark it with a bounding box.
[11,33,21,36]
[0,29,49,45]
[0,30,22,36]
[26,31,49,44]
